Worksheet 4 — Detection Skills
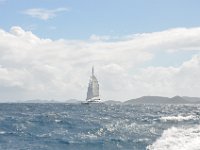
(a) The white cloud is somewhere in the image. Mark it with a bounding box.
[0,26,200,101]
[22,7,69,20]
[128,55,200,98]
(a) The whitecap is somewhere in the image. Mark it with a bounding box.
[96,127,104,136]
[77,132,98,140]
[0,131,6,134]
[37,133,52,138]
[160,115,197,122]
[55,119,61,123]
[147,125,200,150]
[105,120,137,133]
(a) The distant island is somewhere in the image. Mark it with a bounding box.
[17,96,200,104]
[124,96,200,104]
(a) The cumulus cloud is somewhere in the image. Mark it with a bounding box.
[0,26,200,101]
[22,7,69,20]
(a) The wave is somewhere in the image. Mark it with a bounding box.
[160,115,197,122]
[147,125,200,150]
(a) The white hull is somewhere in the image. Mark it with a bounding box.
[87,99,101,103]
[82,97,101,104]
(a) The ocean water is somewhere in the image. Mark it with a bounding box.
[0,103,200,150]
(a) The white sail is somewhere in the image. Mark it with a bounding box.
[86,67,101,102]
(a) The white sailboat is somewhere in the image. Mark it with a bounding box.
[84,67,101,103]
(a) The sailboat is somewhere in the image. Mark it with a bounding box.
[84,67,101,103]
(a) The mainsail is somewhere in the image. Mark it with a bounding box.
[86,67,100,102]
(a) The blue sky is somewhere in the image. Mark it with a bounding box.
[1,0,200,39]
[0,0,200,101]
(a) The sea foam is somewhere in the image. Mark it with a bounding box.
[160,115,197,122]
[147,125,200,150]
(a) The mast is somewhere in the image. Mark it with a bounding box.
[92,66,94,76]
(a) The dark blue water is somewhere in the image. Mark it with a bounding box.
[0,103,200,150]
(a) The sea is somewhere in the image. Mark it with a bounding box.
[0,103,200,150]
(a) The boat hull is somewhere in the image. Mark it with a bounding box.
[82,98,102,104]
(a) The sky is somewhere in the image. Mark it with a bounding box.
[0,0,200,101]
